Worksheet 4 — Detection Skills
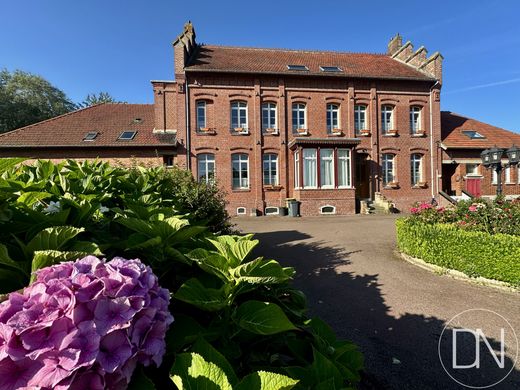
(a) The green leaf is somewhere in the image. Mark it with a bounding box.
[175,278,229,311]
[307,317,337,345]
[0,158,26,173]
[25,226,84,255]
[310,348,343,387]
[16,191,52,207]
[166,314,206,353]
[69,241,102,255]
[191,338,238,385]
[169,225,207,243]
[234,300,297,335]
[188,248,231,281]
[230,238,259,263]
[125,233,163,250]
[236,371,298,390]
[128,367,155,390]
[170,352,233,390]
[232,259,293,285]
[0,243,27,274]
[207,236,240,267]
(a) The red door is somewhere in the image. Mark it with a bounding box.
[466,178,481,197]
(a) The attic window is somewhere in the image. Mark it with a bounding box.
[83,131,98,141]
[287,65,309,71]
[118,131,137,140]
[462,130,486,139]
[320,66,342,72]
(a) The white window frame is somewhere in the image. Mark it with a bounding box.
[381,105,394,134]
[320,205,336,215]
[410,106,422,134]
[465,163,480,176]
[303,148,317,188]
[320,148,335,188]
[382,154,396,185]
[231,101,248,129]
[492,169,498,185]
[326,104,340,132]
[232,153,249,189]
[197,153,215,183]
[410,154,423,186]
[294,150,300,189]
[505,166,512,184]
[354,105,367,134]
[263,153,279,185]
[292,103,306,131]
[262,102,277,131]
[196,101,206,130]
[337,149,352,188]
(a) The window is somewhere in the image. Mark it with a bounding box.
[118,131,137,140]
[320,66,342,72]
[381,105,394,133]
[197,154,215,183]
[320,205,336,214]
[410,154,423,186]
[236,207,247,215]
[163,155,174,167]
[466,163,479,176]
[294,150,300,188]
[196,101,206,130]
[382,154,396,185]
[337,149,351,187]
[492,169,498,185]
[505,166,512,183]
[518,166,520,184]
[262,103,277,130]
[320,149,334,188]
[231,101,248,129]
[303,149,317,188]
[326,104,340,132]
[354,105,367,134]
[287,65,309,71]
[83,132,98,141]
[292,103,306,131]
[232,154,249,189]
[263,153,278,185]
[462,130,486,139]
[410,106,422,134]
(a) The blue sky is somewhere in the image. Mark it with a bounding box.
[1,0,519,132]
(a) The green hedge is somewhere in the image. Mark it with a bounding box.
[396,219,520,286]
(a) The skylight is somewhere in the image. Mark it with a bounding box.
[118,131,137,140]
[287,65,309,71]
[83,131,98,141]
[320,66,342,72]
[462,130,486,139]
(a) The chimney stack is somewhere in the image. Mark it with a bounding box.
[387,33,403,56]
[173,21,197,77]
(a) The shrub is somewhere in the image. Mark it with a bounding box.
[0,256,173,389]
[396,218,520,286]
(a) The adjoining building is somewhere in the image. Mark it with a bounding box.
[0,22,518,215]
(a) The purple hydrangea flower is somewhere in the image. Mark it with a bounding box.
[0,256,173,389]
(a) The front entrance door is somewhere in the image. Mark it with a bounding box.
[466,178,481,197]
[355,153,370,199]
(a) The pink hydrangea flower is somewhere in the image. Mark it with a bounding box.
[0,256,173,389]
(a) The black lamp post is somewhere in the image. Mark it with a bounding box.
[481,144,520,196]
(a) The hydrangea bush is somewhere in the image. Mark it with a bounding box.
[0,256,173,390]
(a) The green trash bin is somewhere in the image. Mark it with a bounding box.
[287,199,300,217]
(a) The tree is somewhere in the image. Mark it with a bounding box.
[79,91,123,108]
[0,69,76,133]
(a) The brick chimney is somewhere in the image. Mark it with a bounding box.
[387,33,402,56]
[173,21,197,78]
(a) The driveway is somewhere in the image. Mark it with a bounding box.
[236,215,520,390]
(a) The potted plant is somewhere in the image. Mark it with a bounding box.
[386,129,398,136]
[388,181,399,188]
[331,129,343,136]
[297,128,308,135]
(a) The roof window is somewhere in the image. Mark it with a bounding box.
[462,130,486,139]
[320,66,342,72]
[287,65,309,71]
[118,131,137,140]
[83,131,98,141]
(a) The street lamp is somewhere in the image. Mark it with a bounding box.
[480,145,520,196]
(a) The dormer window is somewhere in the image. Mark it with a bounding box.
[83,132,98,141]
[118,131,137,140]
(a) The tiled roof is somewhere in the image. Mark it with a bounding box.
[185,45,434,81]
[441,111,520,149]
[0,103,176,148]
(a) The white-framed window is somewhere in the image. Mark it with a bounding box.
[303,148,317,188]
[196,101,206,130]
[410,106,422,134]
[381,105,394,133]
[492,169,498,185]
[163,155,174,168]
[263,153,278,185]
[354,105,367,134]
[326,104,340,132]
[294,150,300,188]
[466,163,480,176]
[262,102,277,131]
[197,154,215,183]
[231,101,248,129]
[382,154,396,185]
[410,154,423,186]
[320,149,335,188]
[292,103,306,131]
[337,149,351,188]
[232,154,249,189]
[320,205,336,214]
[505,166,512,183]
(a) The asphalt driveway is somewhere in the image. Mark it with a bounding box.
[236,215,520,390]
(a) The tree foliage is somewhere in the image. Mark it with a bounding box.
[79,91,124,108]
[0,68,76,133]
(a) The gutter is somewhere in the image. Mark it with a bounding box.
[429,80,440,199]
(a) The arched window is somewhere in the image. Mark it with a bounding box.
[354,105,367,134]
[232,153,249,189]
[382,154,396,185]
[381,105,394,134]
[197,154,215,183]
[326,104,340,132]
[262,102,277,131]
[410,154,423,186]
[231,101,248,129]
[263,153,278,185]
[292,103,306,131]
[410,106,422,134]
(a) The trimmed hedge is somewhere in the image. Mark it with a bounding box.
[396,219,520,286]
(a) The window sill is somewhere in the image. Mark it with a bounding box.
[383,182,400,189]
[232,188,251,192]
[358,130,371,137]
[382,131,398,137]
[411,133,427,137]
[264,185,283,191]
[231,128,250,135]
[412,183,428,189]
[294,129,309,136]
[197,129,216,135]
[328,131,344,137]
[263,128,279,136]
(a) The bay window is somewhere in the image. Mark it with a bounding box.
[294,150,300,188]
[303,149,317,188]
[320,149,334,188]
[294,148,352,189]
[337,149,351,187]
